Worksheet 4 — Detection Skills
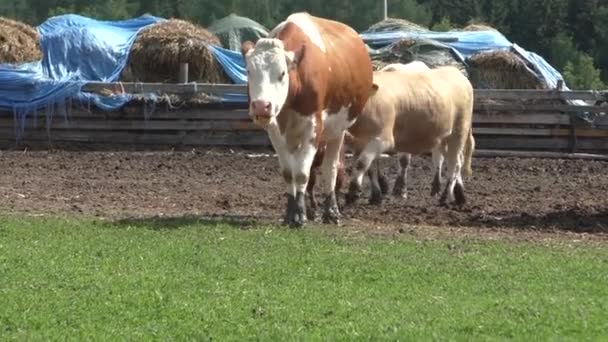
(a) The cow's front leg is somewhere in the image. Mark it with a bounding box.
[265,121,300,226]
[281,117,318,228]
[319,133,346,224]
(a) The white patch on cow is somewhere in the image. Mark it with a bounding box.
[244,38,291,118]
[265,113,317,196]
[284,13,326,53]
[322,105,355,141]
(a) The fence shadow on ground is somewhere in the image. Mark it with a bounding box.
[108,213,276,231]
[466,208,608,234]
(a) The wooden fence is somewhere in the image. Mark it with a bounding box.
[1,82,608,155]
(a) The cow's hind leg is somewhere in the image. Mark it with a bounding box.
[368,159,384,205]
[392,153,411,199]
[345,137,386,205]
[439,139,466,207]
[306,169,317,221]
[431,144,446,196]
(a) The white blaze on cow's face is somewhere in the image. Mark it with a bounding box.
[244,39,293,127]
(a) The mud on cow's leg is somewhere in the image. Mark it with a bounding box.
[392,153,411,199]
[305,169,317,221]
[288,139,318,228]
[281,168,296,225]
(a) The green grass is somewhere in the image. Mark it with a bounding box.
[1,215,607,340]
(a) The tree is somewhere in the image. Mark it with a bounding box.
[431,16,452,31]
[389,0,432,27]
[563,53,605,90]
[548,32,580,71]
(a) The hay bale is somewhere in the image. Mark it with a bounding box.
[364,18,429,34]
[466,49,547,89]
[462,24,497,32]
[0,17,41,64]
[123,18,229,83]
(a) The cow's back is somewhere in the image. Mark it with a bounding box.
[272,13,372,119]
[357,67,472,154]
[312,16,373,117]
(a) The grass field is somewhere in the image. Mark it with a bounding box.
[1,215,607,340]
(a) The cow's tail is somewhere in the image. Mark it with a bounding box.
[463,127,475,177]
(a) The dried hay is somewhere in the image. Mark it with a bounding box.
[0,17,41,64]
[466,49,547,90]
[462,24,497,32]
[123,18,229,83]
[459,18,498,32]
[365,18,429,33]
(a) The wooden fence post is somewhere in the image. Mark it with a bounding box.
[179,63,189,83]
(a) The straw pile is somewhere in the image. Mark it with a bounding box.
[466,49,547,89]
[0,17,42,64]
[365,18,429,33]
[462,23,497,32]
[123,18,229,83]
[461,19,496,32]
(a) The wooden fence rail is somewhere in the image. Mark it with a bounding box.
[1,83,607,155]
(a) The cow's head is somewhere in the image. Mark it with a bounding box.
[241,38,305,127]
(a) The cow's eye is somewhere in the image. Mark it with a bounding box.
[278,71,285,81]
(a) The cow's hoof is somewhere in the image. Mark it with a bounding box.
[322,193,341,225]
[431,176,442,197]
[454,183,466,206]
[282,193,296,225]
[392,176,406,198]
[289,191,307,228]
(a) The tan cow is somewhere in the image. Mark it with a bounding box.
[345,65,475,207]
[241,12,374,227]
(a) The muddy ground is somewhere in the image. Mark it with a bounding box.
[1,148,607,242]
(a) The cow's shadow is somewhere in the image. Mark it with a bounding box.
[108,213,274,231]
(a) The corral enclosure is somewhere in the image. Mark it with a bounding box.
[0,14,607,234]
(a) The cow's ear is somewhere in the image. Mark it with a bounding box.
[369,83,379,96]
[285,44,305,70]
[241,41,255,58]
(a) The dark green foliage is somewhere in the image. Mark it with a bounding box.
[0,0,605,87]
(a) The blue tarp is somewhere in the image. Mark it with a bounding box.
[0,14,164,117]
[209,27,572,98]
[0,14,582,120]
[360,28,570,93]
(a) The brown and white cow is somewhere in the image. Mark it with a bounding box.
[241,12,373,227]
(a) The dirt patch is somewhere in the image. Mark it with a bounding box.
[0,149,607,242]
